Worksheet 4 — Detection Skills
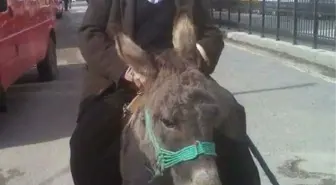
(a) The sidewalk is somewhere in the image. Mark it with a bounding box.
[220,28,336,73]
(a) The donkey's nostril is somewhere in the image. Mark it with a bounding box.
[191,168,221,185]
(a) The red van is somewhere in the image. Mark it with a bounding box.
[0,0,58,112]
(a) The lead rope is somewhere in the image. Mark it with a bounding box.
[246,135,280,185]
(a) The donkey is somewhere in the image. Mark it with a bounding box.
[109,6,259,185]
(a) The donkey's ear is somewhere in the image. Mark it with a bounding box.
[172,7,197,55]
[114,32,157,78]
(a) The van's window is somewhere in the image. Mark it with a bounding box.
[0,0,7,12]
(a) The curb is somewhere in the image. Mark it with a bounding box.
[221,29,336,72]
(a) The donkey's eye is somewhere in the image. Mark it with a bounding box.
[160,118,176,128]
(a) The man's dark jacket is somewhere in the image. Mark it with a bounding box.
[78,0,224,101]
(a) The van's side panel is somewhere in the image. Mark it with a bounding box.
[0,2,20,89]
[0,0,55,90]
[24,0,55,66]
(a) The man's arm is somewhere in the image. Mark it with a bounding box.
[193,0,225,75]
[78,0,128,84]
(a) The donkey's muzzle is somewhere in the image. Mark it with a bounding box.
[190,160,221,185]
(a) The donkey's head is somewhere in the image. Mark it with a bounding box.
[112,8,224,185]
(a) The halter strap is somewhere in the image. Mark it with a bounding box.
[144,108,217,178]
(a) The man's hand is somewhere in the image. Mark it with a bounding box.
[123,67,146,89]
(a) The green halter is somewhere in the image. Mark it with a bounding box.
[144,108,217,178]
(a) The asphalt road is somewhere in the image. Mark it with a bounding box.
[0,2,335,185]
[212,11,336,40]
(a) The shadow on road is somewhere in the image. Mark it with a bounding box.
[0,64,84,150]
[0,69,317,150]
[233,83,317,95]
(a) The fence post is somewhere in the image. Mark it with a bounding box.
[261,0,266,37]
[313,0,319,49]
[238,5,241,23]
[293,0,298,45]
[210,0,214,18]
[276,0,280,40]
[238,3,241,31]
[249,0,252,34]
[228,7,231,29]
[219,8,222,26]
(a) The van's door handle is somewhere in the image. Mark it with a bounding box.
[14,44,19,55]
[7,6,14,17]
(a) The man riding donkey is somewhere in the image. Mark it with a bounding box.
[70,0,261,184]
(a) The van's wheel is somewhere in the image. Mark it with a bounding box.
[0,86,7,113]
[56,12,63,19]
[37,37,59,81]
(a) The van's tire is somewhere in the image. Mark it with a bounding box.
[56,12,63,19]
[0,86,7,113]
[37,37,59,82]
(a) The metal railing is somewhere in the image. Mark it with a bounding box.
[210,0,336,50]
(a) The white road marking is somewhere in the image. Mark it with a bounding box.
[56,47,85,66]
